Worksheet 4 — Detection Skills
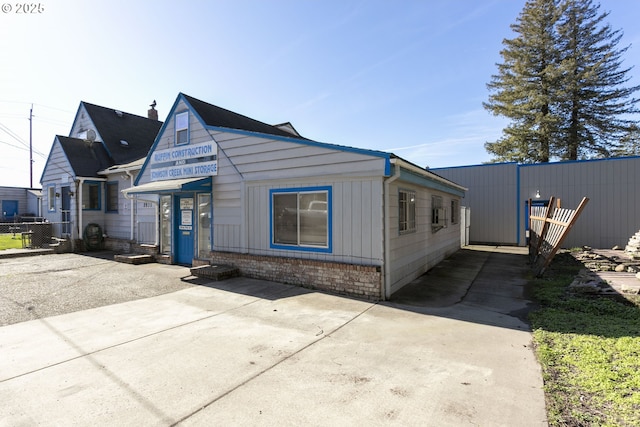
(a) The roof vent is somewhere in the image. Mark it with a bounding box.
[120,140,129,147]
[115,110,124,117]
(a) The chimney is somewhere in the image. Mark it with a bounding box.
[148,100,158,120]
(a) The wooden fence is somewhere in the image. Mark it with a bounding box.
[529,196,589,277]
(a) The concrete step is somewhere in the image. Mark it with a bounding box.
[114,254,155,265]
[190,264,240,281]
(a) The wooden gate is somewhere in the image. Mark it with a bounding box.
[529,196,589,277]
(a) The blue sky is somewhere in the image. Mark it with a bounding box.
[1,0,639,187]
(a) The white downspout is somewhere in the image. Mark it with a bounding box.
[77,178,85,243]
[383,159,401,300]
[125,171,135,240]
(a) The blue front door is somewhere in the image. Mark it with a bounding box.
[175,195,195,265]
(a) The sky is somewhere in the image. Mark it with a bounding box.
[1,0,639,188]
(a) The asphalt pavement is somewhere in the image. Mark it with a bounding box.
[0,246,547,426]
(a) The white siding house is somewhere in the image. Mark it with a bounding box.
[40,102,162,249]
[126,93,466,300]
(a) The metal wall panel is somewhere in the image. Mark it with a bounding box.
[520,157,640,248]
[434,163,518,245]
[434,157,640,249]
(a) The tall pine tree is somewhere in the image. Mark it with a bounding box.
[556,0,639,159]
[484,0,562,163]
[484,0,639,163]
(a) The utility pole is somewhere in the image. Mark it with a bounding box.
[29,104,33,188]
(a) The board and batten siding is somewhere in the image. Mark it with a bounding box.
[102,173,133,240]
[244,177,384,265]
[434,163,519,245]
[387,180,461,294]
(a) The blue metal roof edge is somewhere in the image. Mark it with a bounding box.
[518,155,640,167]
[431,155,640,172]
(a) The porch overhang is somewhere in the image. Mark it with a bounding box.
[121,177,212,196]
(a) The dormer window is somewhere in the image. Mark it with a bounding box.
[176,112,189,145]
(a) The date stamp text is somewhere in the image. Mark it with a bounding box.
[2,3,45,13]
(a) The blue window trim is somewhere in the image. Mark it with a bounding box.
[269,186,332,253]
[82,181,102,211]
[47,185,56,212]
[105,181,119,213]
[175,111,190,146]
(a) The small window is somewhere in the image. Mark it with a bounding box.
[399,190,416,233]
[48,186,56,211]
[271,187,331,252]
[432,195,446,231]
[175,111,189,145]
[82,182,101,210]
[106,182,119,212]
[451,199,459,224]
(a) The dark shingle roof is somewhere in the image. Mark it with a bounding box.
[82,102,163,164]
[57,136,113,177]
[182,94,307,140]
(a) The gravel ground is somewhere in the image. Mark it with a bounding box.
[0,252,195,326]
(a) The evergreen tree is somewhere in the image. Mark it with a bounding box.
[555,0,639,160]
[484,0,562,163]
[484,0,639,163]
[612,125,640,156]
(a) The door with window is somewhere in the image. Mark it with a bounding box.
[174,195,194,265]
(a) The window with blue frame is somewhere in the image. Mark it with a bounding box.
[82,182,101,210]
[175,111,189,145]
[106,182,118,212]
[271,186,331,252]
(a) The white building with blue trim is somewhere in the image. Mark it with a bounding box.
[125,93,466,300]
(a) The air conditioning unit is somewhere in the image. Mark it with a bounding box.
[432,207,447,230]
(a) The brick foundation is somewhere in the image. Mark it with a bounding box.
[207,251,383,301]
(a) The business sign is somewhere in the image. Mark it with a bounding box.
[150,140,218,181]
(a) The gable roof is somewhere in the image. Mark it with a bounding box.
[57,136,112,177]
[81,102,163,165]
[181,94,307,141]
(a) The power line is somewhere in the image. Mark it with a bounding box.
[0,121,27,146]
[0,139,47,158]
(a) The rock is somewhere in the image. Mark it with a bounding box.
[615,264,627,272]
[636,272,640,280]
[612,245,622,250]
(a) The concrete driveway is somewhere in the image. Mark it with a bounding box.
[0,248,547,426]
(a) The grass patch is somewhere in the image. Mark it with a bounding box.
[0,233,24,250]
[529,252,640,426]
